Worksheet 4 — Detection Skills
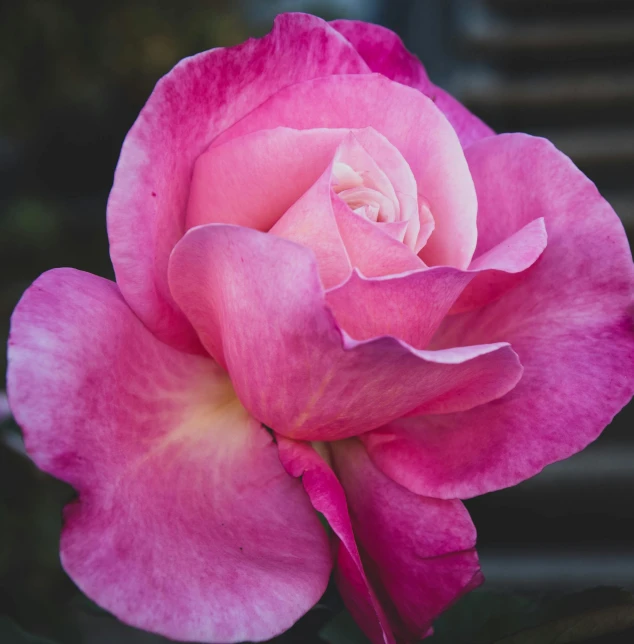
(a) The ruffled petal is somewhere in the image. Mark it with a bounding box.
[330,19,494,148]
[168,224,523,441]
[107,13,370,352]
[216,73,477,269]
[326,267,473,350]
[277,438,482,644]
[362,134,634,499]
[7,268,332,643]
[449,217,547,314]
[326,218,547,349]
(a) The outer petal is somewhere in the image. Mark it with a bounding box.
[7,268,331,643]
[277,438,393,644]
[330,19,494,148]
[277,438,482,644]
[168,224,523,441]
[363,134,634,499]
[107,13,370,352]
[216,73,478,269]
[326,218,546,349]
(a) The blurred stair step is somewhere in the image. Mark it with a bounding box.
[456,71,634,110]
[480,548,634,590]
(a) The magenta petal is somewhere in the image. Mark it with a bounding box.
[449,217,548,314]
[169,224,522,440]
[7,268,331,643]
[326,267,473,349]
[330,19,494,148]
[277,438,394,644]
[107,13,370,352]
[326,219,546,350]
[363,134,634,499]
[277,437,482,644]
[217,73,478,269]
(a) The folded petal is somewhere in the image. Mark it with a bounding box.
[326,218,546,349]
[7,268,331,643]
[277,438,482,644]
[169,224,522,441]
[216,73,477,269]
[330,19,494,148]
[107,13,370,352]
[332,192,425,277]
[326,267,473,350]
[449,217,548,314]
[277,438,393,644]
[269,155,352,289]
[363,134,634,499]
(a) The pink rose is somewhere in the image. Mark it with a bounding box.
[7,13,634,644]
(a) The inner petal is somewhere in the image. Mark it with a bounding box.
[338,186,397,222]
[333,134,402,230]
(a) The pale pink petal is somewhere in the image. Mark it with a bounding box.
[168,224,523,441]
[107,13,370,352]
[188,127,344,231]
[449,217,548,314]
[7,268,331,643]
[330,19,494,148]
[375,219,409,242]
[269,157,351,289]
[190,126,424,277]
[332,193,425,277]
[340,128,424,250]
[277,438,482,644]
[363,134,634,499]
[216,73,477,269]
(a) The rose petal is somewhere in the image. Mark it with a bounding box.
[269,155,351,289]
[449,217,548,314]
[188,127,344,232]
[362,134,634,499]
[332,190,425,277]
[326,267,473,350]
[7,268,331,643]
[216,73,477,269]
[168,224,523,441]
[326,218,547,349]
[107,13,370,352]
[276,437,393,644]
[330,19,494,148]
[264,132,424,286]
[277,437,482,644]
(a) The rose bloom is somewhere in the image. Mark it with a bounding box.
[7,13,634,644]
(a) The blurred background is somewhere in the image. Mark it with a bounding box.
[1,0,633,642]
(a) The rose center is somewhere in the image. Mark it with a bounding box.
[332,161,397,223]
